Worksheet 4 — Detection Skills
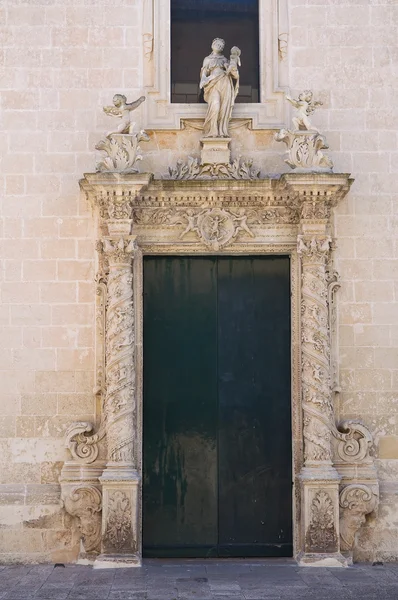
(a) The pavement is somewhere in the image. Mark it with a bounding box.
[1,560,398,600]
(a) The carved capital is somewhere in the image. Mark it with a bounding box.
[298,235,332,263]
[339,484,378,552]
[101,237,137,268]
[62,485,102,554]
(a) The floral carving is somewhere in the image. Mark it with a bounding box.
[327,269,341,394]
[298,235,333,463]
[339,485,377,552]
[305,491,338,553]
[168,156,260,180]
[101,237,136,464]
[175,208,254,250]
[275,130,333,171]
[104,491,133,551]
[96,131,150,174]
[62,485,102,554]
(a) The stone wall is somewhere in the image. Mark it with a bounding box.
[288,0,398,562]
[0,0,397,563]
[0,0,143,563]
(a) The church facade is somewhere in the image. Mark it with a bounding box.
[1,0,398,566]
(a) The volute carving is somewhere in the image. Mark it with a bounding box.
[339,484,378,552]
[333,420,374,464]
[62,485,102,554]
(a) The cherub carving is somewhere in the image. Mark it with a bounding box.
[286,90,322,132]
[103,94,146,137]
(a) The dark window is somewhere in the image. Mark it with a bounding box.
[171,0,260,104]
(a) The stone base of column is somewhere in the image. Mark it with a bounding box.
[94,554,141,569]
[97,465,141,568]
[297,552,348,567]
[298,466,347,567]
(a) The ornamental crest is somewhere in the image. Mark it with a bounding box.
[178,208,254,250]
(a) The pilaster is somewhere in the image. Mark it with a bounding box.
[95,235,140,567]
[286,176,352,566]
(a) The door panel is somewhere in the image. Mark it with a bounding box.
[217,257,292,557]
[143,257,218,557]
[143,256,292,558]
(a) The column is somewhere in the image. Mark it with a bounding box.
[96,235,140,567]
[297,200,346,566]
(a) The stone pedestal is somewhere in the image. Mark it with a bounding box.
[200,137,231,165]
[275,129,333,172]
[298,468,347,567]
[95,467,140,568]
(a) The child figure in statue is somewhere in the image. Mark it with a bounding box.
[103,94,146,137]
[285,90,322,132]
[228,46,241,99]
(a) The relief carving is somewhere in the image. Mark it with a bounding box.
[275,91,333,172]
[101,237,136,464]
[298,235,334,464]
[305,490,338,553]
[104,491,134,552]
[175,208,254,251]
[333,420,373,464]
[65,422,102,465]
[339,485,378,552]
[167,155,260,181]
[62,485,102,554]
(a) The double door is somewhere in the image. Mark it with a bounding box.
[143,256,292,557]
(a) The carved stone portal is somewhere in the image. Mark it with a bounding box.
[60,171,378,567]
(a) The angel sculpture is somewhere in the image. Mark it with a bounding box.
[103,94,146,137]
[286,90,322,132]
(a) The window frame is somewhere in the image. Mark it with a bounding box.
[142,0,289,130]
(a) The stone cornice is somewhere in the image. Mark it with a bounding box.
[80,172,354,223]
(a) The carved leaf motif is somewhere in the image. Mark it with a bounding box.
[104,491,133,551]
[305,490,338,553]
[167,156,261,180]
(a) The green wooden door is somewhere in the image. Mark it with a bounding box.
[143,256,292,558]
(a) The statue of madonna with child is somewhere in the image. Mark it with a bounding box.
[200,38,241,138]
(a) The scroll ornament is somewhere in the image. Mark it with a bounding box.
[62,485,102,554]
[339,484,378,552]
